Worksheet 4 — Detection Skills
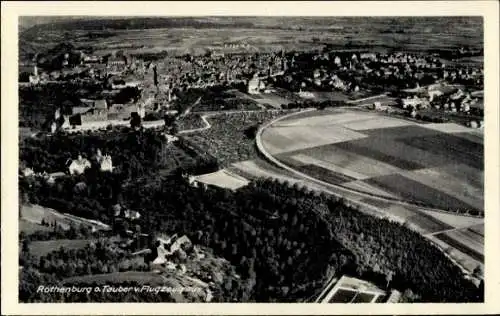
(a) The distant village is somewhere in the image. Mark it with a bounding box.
[20,43,483,137]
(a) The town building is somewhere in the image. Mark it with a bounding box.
[247,76,261,95]
[21,167,35,177]
[106,55,127,74]
[69,99,108,126]
[113,204,141,220]
[68,155,91,175]
[401,96,430,109]
[29,65,40,85]
[95,149,114,172]
[45,171,66,185]
[83,55,102,64]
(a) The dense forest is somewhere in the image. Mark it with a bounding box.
[19,166,483,302]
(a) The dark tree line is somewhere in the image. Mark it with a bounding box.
[19,154,482,302]
[120,177,482,302]
[281,100,349,110]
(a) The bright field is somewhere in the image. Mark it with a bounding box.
[261,108,485,269]
[261,108,484,214]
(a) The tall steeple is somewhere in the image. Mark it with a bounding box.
[153,64,158,87]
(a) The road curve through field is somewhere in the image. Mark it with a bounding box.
[255,108,482,217]
[255,108,483,280]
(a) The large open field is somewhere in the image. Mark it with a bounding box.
[261,108,484,214]
[260,108,484,270]
[20,204,111,231]
[20,17,483,62]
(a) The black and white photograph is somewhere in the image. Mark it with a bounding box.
[2,1,500,314]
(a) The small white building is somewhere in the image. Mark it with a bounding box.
[247,76,260,95]
[100,155,113,172]
[21,167,35,177]
[298,91,315,99]
[360,53,377,61]
[95,149,114,172]
[164,134,179,143]
[68,155,91,175]
[136,104,146,119]
[428,90,444,102]
[372,102,382,110]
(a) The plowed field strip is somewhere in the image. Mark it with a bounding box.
[434,232,484,262]
[455,132,484,145]
[293,164,357,185]
[438,163,484,189]
[364,174,479,212]
[404,167,483,211]
[362,124,439,139]
[467,224,484,237]
[282,145,402,178]
[400,134,483,170]
[341,136,460,170]
[290,154,369,180]
[446,229,484,254]
[334,141,424,170]
[406,211,453,234]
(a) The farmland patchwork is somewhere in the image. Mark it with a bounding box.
[261,109,484,214]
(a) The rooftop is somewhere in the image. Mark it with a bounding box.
[190,169,250,191]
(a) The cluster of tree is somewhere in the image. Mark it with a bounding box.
[182,111,286,167]
[19,241,150,302]
[29,42,83,71]
[20,221,97,242]
[194,96,261,112]
[172,83,246,114]
[20,170,124,225]
[20,237,148,276]
[19,83,104,129]
[134,177,481,302]
[19,267,63,302]
[361,69,438,92]
[322,194,483,302]
[83,31,117,40]
[175,114,206,131]
[43,241,134,277]
[175,137,219,175]
[281,100,348,110]
[412,112,449,123]
[121,176,354,302]
[19,161,483,302]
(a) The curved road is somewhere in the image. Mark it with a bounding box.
[255,108,482,217]
[255,108,483,278]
